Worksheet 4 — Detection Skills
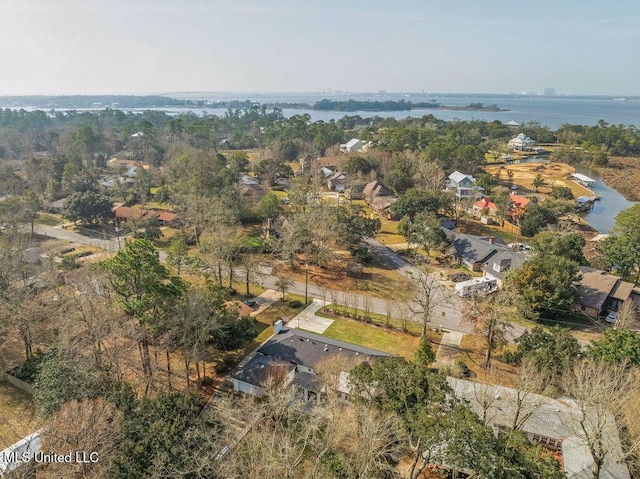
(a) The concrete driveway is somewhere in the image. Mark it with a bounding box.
[287,299,334,334]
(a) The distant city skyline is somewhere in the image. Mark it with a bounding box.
[1,0,640,96]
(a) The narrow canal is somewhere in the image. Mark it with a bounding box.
[573,165,635,233]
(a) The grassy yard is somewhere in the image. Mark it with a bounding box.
[319,303,426,337]
[457,218,520,243]
[240,225,263,247]
[318,317,440,360]
[376,217,405,245]
[456,335,519,387]
[0,381,38,447]
[234,295,308,358]
[36,212,65,226]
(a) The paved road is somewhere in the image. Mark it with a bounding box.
[37,224,526,339]
[365,238,472,334]
[34,224,121,252]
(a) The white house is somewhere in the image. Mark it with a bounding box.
[508,133,535,151]
[445,171,483,199]
[340,138,364,153]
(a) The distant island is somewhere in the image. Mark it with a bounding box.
[0,95,508,112]
[312,98,508,112]
[0,95,194,109]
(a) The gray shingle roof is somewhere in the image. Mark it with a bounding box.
[448,377,630,479]
[452,234,501,264]
[258,329,391,370]
[233,355,295,386]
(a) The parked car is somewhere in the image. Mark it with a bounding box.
[605,311,617,324]
[244,299,257,308]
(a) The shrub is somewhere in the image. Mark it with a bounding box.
[288,300,302,308]
[452,360,471,378]
[215,355,237,375]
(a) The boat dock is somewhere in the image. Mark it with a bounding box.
[575,195,599,211]
[572,173,596,189]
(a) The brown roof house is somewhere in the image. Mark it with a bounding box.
[574,267,635,317]
[362,180,397,216]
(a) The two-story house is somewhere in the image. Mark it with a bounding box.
[445,171,483,199]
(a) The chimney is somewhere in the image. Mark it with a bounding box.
[274,319,284,334]
[488,237,496,244]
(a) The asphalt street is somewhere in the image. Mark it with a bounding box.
[36,224,526,338]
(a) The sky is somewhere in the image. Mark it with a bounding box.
[1,0,639,96]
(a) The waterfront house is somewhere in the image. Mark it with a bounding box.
[508,133,535,151]
[451,233,526,286]
[472,196,498,217]
[508,192,531,224]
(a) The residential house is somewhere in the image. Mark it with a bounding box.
[233,327,390,403]
[340,138,364,153]
[314,156,341,169]
[508,133,535,151]
[445,171,483,199]
[319,166,335,178]
[327,172,347,192]
[362,180,394,202]
[239,174,266,201]
[574,267,636,317]
[448,377,631,479]
[483,249,526,287]
[370,196,398,216]
[451,233,527,286]
[508,192,531,224]
[225,300,254,318]
[472,196,498,218]
[114,205,152,222]
[156,210,178,226]
[361,180,397,216]
[113,205,178,226]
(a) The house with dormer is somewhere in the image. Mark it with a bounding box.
[446,171,483,199]
[451,233,527,286]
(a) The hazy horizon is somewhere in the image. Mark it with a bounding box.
[2,0,640,97]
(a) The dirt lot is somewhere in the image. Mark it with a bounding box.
[485,161,593,198]
[598,156,640,201]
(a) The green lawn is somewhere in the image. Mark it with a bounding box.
[235,296,308,357]
[319,318,432,360]
[318,304,426,336]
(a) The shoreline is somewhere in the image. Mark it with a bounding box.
[595,157,640,202]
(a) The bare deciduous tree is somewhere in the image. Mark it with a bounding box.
[39,398,123,479]
[563,359,640,479]
[462,290,514,369]
[402,265,448,338]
